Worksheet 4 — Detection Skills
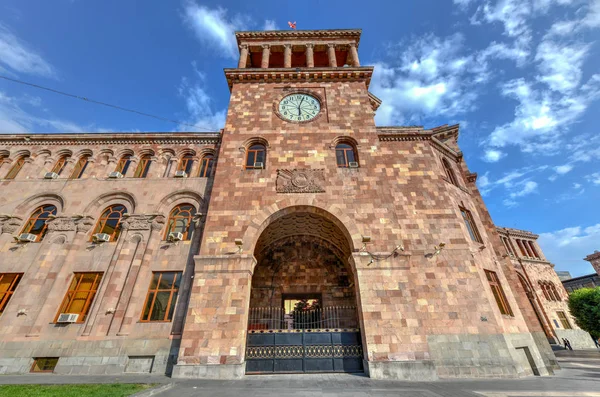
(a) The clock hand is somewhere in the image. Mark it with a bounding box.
[298,97,304,116]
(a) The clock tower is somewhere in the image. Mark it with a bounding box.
[173,29,555,381]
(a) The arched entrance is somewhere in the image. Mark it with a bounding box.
[245,209,364,374]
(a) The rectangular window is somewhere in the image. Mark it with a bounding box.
[141,272,182,322]
[0,273,23,315]
[30,357,59,373]
[460,207,483,243]
[485,270,514,316]
[55,272,103,323]
[557,311,572,329]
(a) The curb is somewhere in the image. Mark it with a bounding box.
[130,382,174,397]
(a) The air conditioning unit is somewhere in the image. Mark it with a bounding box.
[168,232,184,242]
[92,233,111,243]
[44,172,59,179]
[108,171,123,178]
[174,170,187,178]
[253,162,264,169]
[348,162,359,168]
[17,233,37,243]
[56,313,79,323]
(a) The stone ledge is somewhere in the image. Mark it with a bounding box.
[364,360,438,381]
[171,363,245,379]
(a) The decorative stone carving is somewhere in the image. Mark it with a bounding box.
[151,215,166,231]
[46,217,77,232]
[276,169,325,193]
[1,217,23,235]
[76,217,95,234]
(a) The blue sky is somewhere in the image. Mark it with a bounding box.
[1,0,599,276]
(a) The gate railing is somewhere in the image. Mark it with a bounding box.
[248,306,358,331]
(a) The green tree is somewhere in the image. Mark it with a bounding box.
[567,287,600,338]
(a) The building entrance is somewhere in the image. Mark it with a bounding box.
[245,210,363,374]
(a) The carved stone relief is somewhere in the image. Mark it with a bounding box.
[276,169,326,193]
[1,217,23,235]
[46,216,77,232]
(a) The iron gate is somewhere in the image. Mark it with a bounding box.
[245,306,363,374]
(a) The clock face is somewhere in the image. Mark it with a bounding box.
[278,93,321,122]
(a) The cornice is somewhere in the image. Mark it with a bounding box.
[584,251,600,261]
[496,226,539,239]
[224,67,374,91]
[235,29,362,44]
[368,92,382,111]
[430,136,462,161]
[0,133,221,147]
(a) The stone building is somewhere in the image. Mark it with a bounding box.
[0,29,561,379]
[496,228,595,349]
[562,251,600,293]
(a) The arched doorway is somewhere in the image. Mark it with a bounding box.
[245,209,364,374]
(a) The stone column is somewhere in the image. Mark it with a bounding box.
[166,157,179,178]
[238,45,248,68]
[348,42,360,66]
[261,44,270,68]
[327,43,337,67]
[305,43,314,67]
[106,156,118,176]
[283,44,292,68]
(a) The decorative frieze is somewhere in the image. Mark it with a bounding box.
[276,169,325,193]
[46,216,77,232]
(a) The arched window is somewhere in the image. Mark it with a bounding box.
[51,155,70,175]
[164,204,196,241]
[539,282,550,300]
[91,205,127,242]
[335,143,357,168]
[245,144,266,169]
[134,155,152,178]
[115,155,132,175]
[20,204,58,242]
[549,283,561,301]
[177,154,194,175]
[70,156,89,179]
[442,158,459,186]
[5,155,28,179]
[198,154,214,177]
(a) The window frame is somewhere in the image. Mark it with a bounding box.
[0,273,23,315]
[90,204,127,242]
[164,204,196,241]
[197,154,214,177]
[115,155,132,175]
[485,270,514,317]
[133,155,152,178]
[556,311,572,329]
[460,206,483,244]
[5,156,27,179]
[51,156,70,175]
[30,357,59,373]
[335,142,358,168]
[442,158,459,186]
[177,154,194,175]
[140,271,183,322]
[245,144,266,170]
[20,204,58,242]
[70,156,89,179]
[54,272,103,323]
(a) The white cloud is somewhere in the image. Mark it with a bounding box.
[263,20,278,30]
[509,180,538,197]
[177,72,225,132]
[0,23,55,77]
[585,172,600,185]
[535,41,590,93]
[371,33,485,125]
[554,164,574,174]
[182,2,247,59]
[482,149,506,162]
[547,0,600,36]
[538,223,600,276]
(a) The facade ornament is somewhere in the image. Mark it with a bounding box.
[276,169,326,193]
[151,215,166,231]
[122,214,166,231]
[76,216,95,234]
[46,216,77,232]
[2,217,23,235]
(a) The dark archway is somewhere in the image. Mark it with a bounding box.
[245,209,363,374]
